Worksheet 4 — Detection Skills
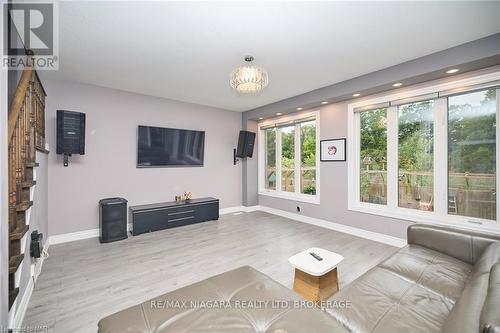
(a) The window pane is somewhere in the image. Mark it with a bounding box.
[448,89,496,220]
[398,101,434,211]
[281,125,295,192]
[300,121,316,195]
[360,108,387,204]
[265,128,276,190]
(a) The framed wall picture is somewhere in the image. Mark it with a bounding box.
[320,138,346,162]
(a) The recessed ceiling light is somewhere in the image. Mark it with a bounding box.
[353,93,361,97]
[392,83,403,87]
[321,101,328,105]
[258,117,264,120]
[446,68,459,74]
[276,112,282,116]
[296,107,303,111]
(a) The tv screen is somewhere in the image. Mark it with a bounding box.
[137,125,205,167]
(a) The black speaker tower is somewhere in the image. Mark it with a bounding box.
[99,198,128,243]
[56,110,86,167]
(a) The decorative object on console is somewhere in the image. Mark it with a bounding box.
[56,110,86,167]
[130,197,219,236]
[99,197,128,243]
[175,192,193,202]
[234,130,256,165]
[320,138,346,162]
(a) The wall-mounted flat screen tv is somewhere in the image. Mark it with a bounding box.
[137,125,205,167]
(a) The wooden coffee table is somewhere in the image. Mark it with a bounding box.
[288,247,344,302]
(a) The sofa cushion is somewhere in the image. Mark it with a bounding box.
[326,244,472,333]
[381,245,472,303]
[98,266,349,333]
[441,243,500,333]
[407,224,500,264]
[480,262,500,333]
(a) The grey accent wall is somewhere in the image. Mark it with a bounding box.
[242,120,258,207]
[43,79,242,236]
[258,102,411,239]
[249,65,500,240]
[243,34,500,240]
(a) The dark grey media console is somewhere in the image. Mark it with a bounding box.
[129,197,219,236]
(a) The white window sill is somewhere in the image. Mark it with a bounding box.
[348,203,500,235]
[259,190,320,205]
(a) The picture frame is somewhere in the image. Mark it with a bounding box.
[320,138,346,162]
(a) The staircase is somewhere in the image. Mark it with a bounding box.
[7,59,46,309]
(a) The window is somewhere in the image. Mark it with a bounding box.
[265,128,276,190]
[360,108,387,205]
[281,125,295,192]
[448,89,496,220]
[300,121,317,195]
[398,100,434,211]
[349,72,500,230]
[259,111,320,203]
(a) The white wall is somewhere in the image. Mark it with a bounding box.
[43,79,243,236]
[0,60,9,330]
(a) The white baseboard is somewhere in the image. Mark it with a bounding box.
[241,205,261,212]
[48,206,247,245]
[46,204,406,248]
[10,273,33,329]
[9,240,49,329]
[257,206,407,248]
[219,206,244,215]
[49,228,99,245]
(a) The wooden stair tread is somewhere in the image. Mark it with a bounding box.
[16,201,33,211]
[9,254,24,274]
[9,287,19,309]
[19,180,36,188]
[25,162,40,168]
[10,224,29,241]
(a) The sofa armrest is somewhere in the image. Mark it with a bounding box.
[407,224,500,264]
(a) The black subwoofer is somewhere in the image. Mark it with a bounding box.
[99,197,128,243]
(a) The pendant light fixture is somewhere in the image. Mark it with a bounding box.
[230,56,269,93]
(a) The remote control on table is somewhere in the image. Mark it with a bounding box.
[310,252,323,261]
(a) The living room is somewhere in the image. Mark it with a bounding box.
[1,1,500,332]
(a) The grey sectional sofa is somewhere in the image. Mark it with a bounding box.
[98,224,500,333]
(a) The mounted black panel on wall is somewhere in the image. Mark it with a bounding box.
[56,110,86,167]
[234,130,256,165]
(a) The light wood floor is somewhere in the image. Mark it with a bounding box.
[23,211,398,332]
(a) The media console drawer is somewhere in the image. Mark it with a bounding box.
[129,197,219,236]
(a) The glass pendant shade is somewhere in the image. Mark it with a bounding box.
[230,57,268,93]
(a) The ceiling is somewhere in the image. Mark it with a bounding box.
[44,1,500,112]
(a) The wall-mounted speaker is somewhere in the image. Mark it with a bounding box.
[236,130,256,158]
[56,110,86,166]
[99,197,128,243]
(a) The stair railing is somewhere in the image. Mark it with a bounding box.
[7,55,46,309]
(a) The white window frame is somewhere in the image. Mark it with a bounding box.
[258,111,321,204]
[348,71,500,232]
